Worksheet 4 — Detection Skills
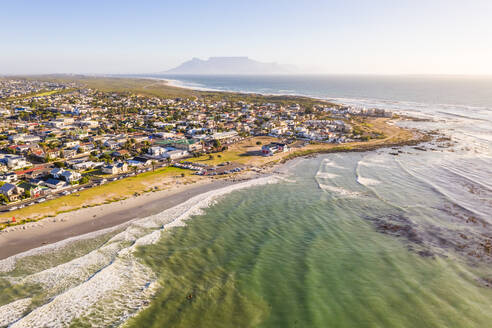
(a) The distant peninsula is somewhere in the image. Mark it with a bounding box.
[162,56,298,75]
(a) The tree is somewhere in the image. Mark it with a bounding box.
[256,141,262,146]
[23,189,31,199]
[212,139,221,150]
[80,176,90,184]
[0,194,8,204]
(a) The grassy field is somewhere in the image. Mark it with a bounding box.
[188,136,280,166]
[0,77,423,228]
[0,118,422,227]
[5,88,75,101]
[189,118,422,167]
[17,75,336,108]
[0,166,191,223]
[281,118,424,162]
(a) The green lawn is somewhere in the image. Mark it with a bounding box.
[0,166,190,223]
[6,88,75,101]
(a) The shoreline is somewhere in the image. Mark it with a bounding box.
[144,75,492,112]
[0,174,280,327]
[132,75,340,104]
[0,121,428,260]
[0,76,430,261]
[0,176,258,260]
[0,117,425,260]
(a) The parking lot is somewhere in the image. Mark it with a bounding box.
[174,161,247,176]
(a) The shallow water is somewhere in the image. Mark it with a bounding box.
[1,75,492,327]
[1,150,491,328]
[124,152,492,328]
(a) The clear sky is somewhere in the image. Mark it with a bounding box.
[2,0,492,75]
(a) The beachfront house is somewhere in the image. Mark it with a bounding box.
[163,150,189,161]
[52,167,81,182]
[44,178,67,190]
[148,146,168,158]
[102,162,128,175]
[18,182,42,198]
[61,170,81,183]
[0,183,24,202]
[71,160,100,171]
[131,157,153,167]
[261,143,289,156]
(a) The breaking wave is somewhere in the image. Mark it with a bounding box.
[317,184,361,198]
[0,176,278,327]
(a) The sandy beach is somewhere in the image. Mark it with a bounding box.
[0,118,421,261]
[0,177,247,260]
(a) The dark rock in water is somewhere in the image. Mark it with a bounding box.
[417,250,435,258]
[478,277,492,288]
[365,211,492,265]
[363,214,423,244]
[364,214,440,258]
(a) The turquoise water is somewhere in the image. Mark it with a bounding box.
[1,75,492,326]
[125,153,492,328]
[1,151,491,327]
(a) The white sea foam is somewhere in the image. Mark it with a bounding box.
[0,222,133,274]
[276,175,297,183]
[2,176,278,328]
[322,159,346,169]
[0,298,32,327]
[316,172,339,179]
[318,184,361,197]
[357,177,381,186]
[357,157,390,168]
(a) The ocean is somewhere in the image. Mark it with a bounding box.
[1,75,491,327]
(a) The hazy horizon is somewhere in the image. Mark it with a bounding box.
[2,0,492,75]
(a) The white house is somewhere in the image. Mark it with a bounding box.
[44,178,67,190]
[4,155,31,170]
[61,170,81,182]
[50,167,66,179]
[102,162,128,175]
[71,161,101,171]
[261,143,289,156]
[51,167,81,182]
[163,150,189,160]
[148,146,168,158]
[0,172,18,183]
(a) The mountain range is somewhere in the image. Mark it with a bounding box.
[162,57,298,75]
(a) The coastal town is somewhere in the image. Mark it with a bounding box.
[0,78,393,217]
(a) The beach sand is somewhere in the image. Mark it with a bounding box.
[0,115,421,261]
[0,178,245,260]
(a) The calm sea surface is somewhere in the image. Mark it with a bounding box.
[1,75,491,327]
